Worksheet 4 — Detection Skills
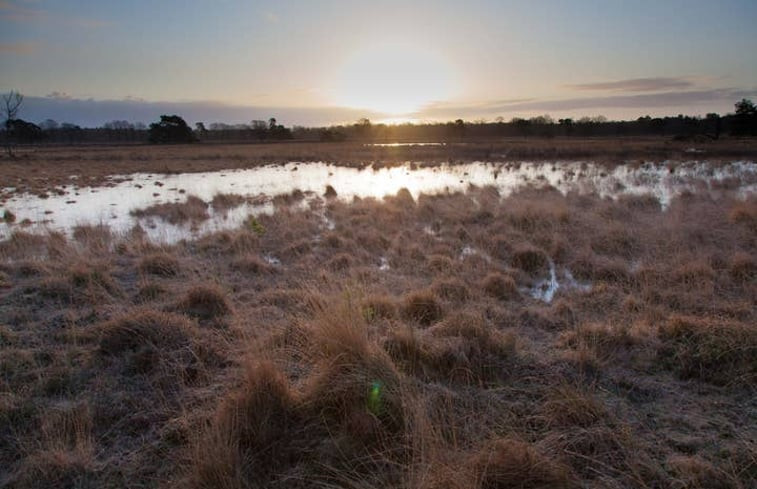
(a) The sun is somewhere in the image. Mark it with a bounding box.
[331,43,457,116]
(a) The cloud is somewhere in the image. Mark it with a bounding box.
[46,91,73,100]
[0,0,43,22]
[566,77,694,92]
[0,0,108,27]
[17,96,386,128]
[0,41,39,54]
[415,88,757,119]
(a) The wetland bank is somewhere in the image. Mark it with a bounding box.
[0,144,755,488]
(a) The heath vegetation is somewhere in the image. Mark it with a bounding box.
[0,179,755,488]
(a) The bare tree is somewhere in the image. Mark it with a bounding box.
[2,90,24,157]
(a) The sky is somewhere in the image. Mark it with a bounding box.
[1,0,757,127]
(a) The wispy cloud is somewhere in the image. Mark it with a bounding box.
[566,77,694,92]
[417,88,757,119]
[19,96,386,128]
[46,91,73,100]
[0,41,39,54]
[0,0,109,27]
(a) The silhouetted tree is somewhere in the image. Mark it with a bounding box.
[148,115,196,143]
[354,118,372,139]
[6,119,44,144]
[732,99,757,136]
[2,90,24,156]
[705,113,721,139]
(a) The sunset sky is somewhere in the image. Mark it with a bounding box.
[2,0,757,126]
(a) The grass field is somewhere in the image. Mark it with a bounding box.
[0,174,755,487]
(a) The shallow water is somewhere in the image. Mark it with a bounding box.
[1,160,755,243]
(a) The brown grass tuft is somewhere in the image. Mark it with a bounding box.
[402,290,444,326]
[15,402,95,489]
[361,294,398,322]
[659,315,756,386]
[132,195,209,224]
[192,360,296,487]
[432,278,471,302]
[482,273,518,300]
[542,384,608,428]
[178,284,231,320]
[511,244,549,274]
[210,193,246,212]
[138,252,180,276]
[98,310,200,376]
[470,438,576,489]
[729,251,756,282]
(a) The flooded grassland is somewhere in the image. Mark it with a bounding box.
[0,157,755,488]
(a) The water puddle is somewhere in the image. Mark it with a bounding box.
[527,260,592,303]
[1,160,755,243]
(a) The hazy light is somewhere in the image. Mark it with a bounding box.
[332,43,457,116]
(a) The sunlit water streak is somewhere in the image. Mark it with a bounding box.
[1,160,755,243]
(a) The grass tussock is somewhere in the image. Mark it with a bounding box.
[14,403,95,489]
[178,284,232,320]
[132,195,209,224]
[432,277,471,302]
[511,244,549,274]
[210,193,246,212]
[469,438,576,489]
[659,315,757,385]
[481,273,518,300]
[97,310,202,377]
[402,290,444,326]
[138,252,180,276]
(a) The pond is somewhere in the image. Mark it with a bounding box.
[1,160,755,243]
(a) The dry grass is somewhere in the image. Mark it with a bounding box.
[1,168,756,488]
[138,252,181,276]
[132,195,209,224]
[402,290,444,326]
[178,284,232,320]
[659,315,757,385]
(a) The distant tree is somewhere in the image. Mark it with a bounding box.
[6,119,44,144]
[448,118,466,140]
[2,90,24,157]
[320,128,346,142]
[39,119,59,131]
[558,118,574,136]
[148,115,196,143]
[354,118,372,139]
[266,117,292,140]
[732,99,757,136]
[705,113,721,139]
[104,120,134,130]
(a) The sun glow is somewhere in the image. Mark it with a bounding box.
[332,43,457,116]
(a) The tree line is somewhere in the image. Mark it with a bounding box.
[2,91,757,152]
